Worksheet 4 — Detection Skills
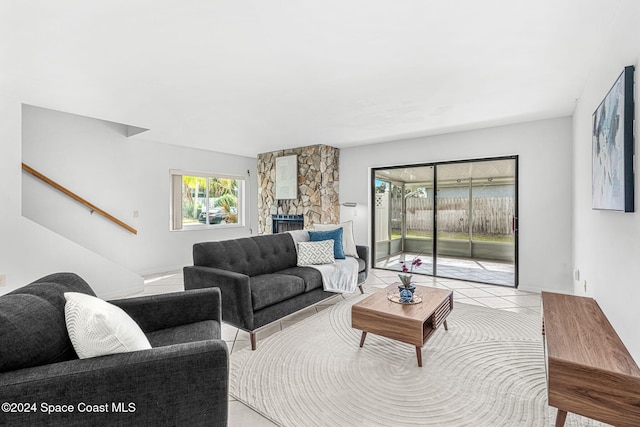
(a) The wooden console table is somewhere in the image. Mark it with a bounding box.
[541,292,640,427]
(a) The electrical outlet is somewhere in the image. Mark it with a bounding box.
[583,280,587,292]
[0,274,6,287]
[133,210,139,218]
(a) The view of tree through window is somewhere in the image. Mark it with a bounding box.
[171,171,244,230]
[182,175,239,226]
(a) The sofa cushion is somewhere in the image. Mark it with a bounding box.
[146,320,221,348]
[193,233,298,276]
[309,228,345,259]
[278,266,324,292]
[64,292,152,359]
[313,221,358,257]
[0,273,96,373]
[0,293,72,373]
[250,274,306,311]
[286,230,310,252]
[356,257,366,273]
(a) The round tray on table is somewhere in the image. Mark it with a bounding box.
[387,289,423,304]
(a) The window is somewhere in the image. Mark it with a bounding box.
[170,170,245,230]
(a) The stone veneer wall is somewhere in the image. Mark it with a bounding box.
[257,145,339,234]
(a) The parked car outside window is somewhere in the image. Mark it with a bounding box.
[198,207,229,224]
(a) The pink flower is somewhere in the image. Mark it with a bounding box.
[399,253,423,275]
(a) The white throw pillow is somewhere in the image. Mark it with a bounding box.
[297,240,335,266]
[287,229,310,254]
[64,292,152,359]
[314,221,358,257]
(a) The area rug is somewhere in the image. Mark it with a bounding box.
[229,295,609,426]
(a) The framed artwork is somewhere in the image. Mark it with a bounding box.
[275,155,298,199]
[592,65,635,212]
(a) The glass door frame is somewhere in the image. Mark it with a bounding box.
[371,155,519,287]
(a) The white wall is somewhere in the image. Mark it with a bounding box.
[20,105,258,282]
[0,101,258,299]
[0,99,146,298]
[572,0,640,361]
[340,117,574,294]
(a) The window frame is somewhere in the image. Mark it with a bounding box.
[170,169,246,231]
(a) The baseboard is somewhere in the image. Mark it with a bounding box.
[101,284,146,300]
[136,265,186,277]
[518,284,573,295]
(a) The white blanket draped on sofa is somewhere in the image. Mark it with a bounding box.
[287,230,359,293]
[311,257,359,293]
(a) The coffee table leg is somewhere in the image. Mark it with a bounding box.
[555,409,567,427]
[359,331,367,347]
[416,347,423,367]
[443,320,449,331]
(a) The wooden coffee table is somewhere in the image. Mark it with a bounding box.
[352,284,453,367]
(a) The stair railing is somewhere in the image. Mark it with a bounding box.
[21,163,138,235]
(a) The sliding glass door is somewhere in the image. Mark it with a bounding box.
[401,169,434,276]
[372,156,517,287]
[435,159,516,285]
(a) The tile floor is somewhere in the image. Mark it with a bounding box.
[134,268,541,426]
[375,252,516,286]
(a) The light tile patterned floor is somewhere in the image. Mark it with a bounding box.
[375,252,516,286]
[133,268,540,426]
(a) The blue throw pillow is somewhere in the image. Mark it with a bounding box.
[309,228,345,259]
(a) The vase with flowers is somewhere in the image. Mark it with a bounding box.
[397,254,422,303]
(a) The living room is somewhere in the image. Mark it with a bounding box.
[2,1,640,426]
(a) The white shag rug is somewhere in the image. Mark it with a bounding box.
[230,295,611,427]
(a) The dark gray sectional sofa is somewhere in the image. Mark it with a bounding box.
[184,232,369,349]
[0,272,228,427]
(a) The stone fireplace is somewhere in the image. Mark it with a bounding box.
[257,144,340,234]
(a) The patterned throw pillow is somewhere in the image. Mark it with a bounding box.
[297,240,336,266]
[308,228,345,259]
[64,292,151,359]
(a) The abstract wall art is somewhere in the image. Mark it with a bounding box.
[592,65,635,212]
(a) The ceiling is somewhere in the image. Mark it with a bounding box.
[2,0,618,157]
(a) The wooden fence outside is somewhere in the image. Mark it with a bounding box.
[395,197,514,235]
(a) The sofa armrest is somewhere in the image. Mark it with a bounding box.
[356,245,370,274]
[0,340,228,427]
[183,265,255,331]
[109,288,222,334]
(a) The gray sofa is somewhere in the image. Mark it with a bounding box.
[0,272,228,427]
[184,232,369,349]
